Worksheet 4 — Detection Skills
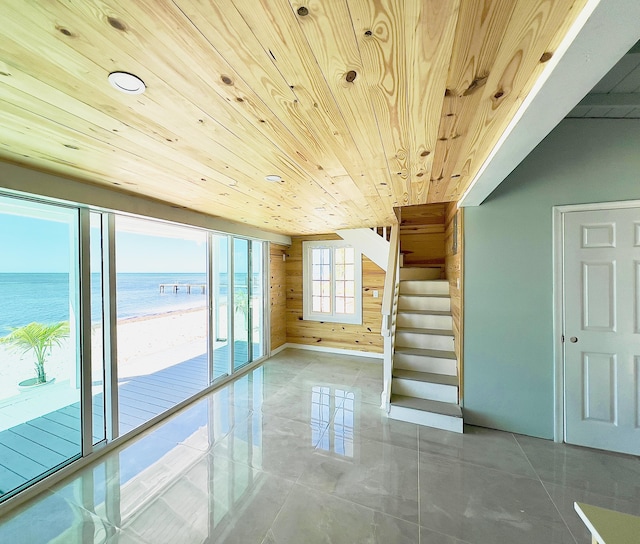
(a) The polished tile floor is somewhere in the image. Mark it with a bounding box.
[1,349,639,543]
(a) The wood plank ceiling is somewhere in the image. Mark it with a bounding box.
[0,0,587,235]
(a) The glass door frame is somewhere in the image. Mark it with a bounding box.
[0,191,271,506]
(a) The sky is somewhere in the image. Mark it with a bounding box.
[0,214,71,273]
[0,210,235,274]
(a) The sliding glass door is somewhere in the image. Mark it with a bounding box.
[211,234,230,381]
[0,196,81,501]
[233,238,249,371]
[114,216,208,436]
[0,192,269,503]
[251,241,265,361]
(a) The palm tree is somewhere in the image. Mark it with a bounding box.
[234,288,249,319]
[0,321,70,384]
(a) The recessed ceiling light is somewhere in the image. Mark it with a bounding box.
[108,71,146,94]
[265,175,282,182]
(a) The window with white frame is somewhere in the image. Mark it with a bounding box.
[302,240,362,324]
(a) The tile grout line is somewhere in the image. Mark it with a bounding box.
[512,433,579,544]
[262,474,297,543]
[292,477,422,534]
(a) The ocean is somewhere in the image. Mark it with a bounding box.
[0,272,220,335]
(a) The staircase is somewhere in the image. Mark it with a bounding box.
[388,267,463,433]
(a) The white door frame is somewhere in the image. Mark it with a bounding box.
[552,199,640,443]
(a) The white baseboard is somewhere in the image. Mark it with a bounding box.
[269,343,288,357]
[272,343,383,361]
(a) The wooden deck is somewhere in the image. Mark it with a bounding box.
[0,341,256,500]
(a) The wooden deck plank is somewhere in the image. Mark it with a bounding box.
[118,382,199,405]
[119,413,149,435]
[123,373,201,390]
[0,344,257,499]
[125,375,201,394]
[130,372,206,389]
[0,430,68,468]
[27,418,81,446]
[9,423,80,458]
[0,465,26,495]
[119,390,176,412]
[118,402,161,420]
[120,389,187,410]
[41,410,81,431]
[0,443,48,480]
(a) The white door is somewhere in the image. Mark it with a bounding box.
[564,207,640,455]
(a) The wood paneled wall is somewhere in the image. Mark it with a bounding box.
[400,203,446,270]
[270,243,288,351]
[445,203,464,396]
[285,235,384,353]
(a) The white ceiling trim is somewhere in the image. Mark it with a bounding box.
[459,0,640,207]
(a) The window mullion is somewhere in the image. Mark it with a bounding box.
[330,246,335,318]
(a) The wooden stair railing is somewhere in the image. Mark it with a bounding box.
[381,223,400,411]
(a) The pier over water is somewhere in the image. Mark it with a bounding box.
[159,283,206,294]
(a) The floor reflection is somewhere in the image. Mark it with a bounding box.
[312,386,355,458]
[1,351,631,544]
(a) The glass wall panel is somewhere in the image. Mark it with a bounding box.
[90,213,106,445]
[0,195,81,501]
[115,216,208,435]
[232,238,249,371]
[211,234,229,381]
[251,241,264,360]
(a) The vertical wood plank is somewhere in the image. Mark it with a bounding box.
[406,0,460,204]
[270,243,289,350]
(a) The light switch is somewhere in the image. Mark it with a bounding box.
[373,290,379,298]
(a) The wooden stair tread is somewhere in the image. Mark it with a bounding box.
[397,327,454,336]
[397,309,451,316]
[394,347,456,359]
[393,369,458,386]
[390,395,462,418]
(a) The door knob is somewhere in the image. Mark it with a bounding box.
[570,336,578,343]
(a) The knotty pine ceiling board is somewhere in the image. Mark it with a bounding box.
[0,0,589,234]
[405,0,460,205]
[442,0,589,202]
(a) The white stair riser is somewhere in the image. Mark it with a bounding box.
[392,377,458,403]
[398,295,450,312]
[388,405,463,433]
[399,281,449,295]
[397,312,452,330]
[393,352,457,375]
[399,268,441,281]
[396,331,454,351]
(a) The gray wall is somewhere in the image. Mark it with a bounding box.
[464,118,640,438]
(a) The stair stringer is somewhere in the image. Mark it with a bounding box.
[336,228,390,271]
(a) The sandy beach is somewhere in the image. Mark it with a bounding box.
[0,306,214,405]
